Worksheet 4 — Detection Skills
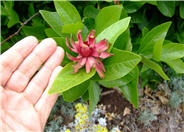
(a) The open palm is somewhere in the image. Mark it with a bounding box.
[0,36,64,131]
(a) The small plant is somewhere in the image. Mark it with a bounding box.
[138,110,157,126]
[39,1,184,116]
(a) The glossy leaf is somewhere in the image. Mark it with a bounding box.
[83,5,99,19]
[96,17,131,51]
[119,67,139,108]
[141,56,169,80]
[102,48,141,81]
[62,80,90,102]
[48,63,96,94]
[88,81,100,117]
[40,10,63,36]
[180,2,184,19]
[22,26,46,40]
[62,22,83,34]
[82,91,89,102]
[163,59,184,73]
[99,70,134,88]
[45,28,60,37]
[114,7,132,51]
[138,22,171,57]
[157,1,175,17]
[54,1,81,24]
[95,5,122,35]
[161,43,184,60]
[114,29,132,51]
[1,1,19,28]
[123,2,146,13]
[153,38,164,61]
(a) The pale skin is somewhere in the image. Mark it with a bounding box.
[0,36,65,132]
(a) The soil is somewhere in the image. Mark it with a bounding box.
[45,85,184,132]
[99,87,184,132]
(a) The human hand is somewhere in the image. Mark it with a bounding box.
[0,36,64,131]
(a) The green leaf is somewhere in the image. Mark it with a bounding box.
[161,43,184,60]
[142,27,149,37]
[153,38,164,61]
[54,1,81,24]
[62,22,83,34]
[119,67,139,108]
[62,80,90,102]
[123,2,146,13]
[82,90,89,102]
[48,63,96,94]
[88,81,100,117]
[114,29,132,51]
[40,10,63,36]
[96,17,131,51]
[180,2,184,19]
[157,1,175,17]
[102,48,141,81]
[83,5,99,19]
[45,28,60,37]
[141,56,169,80]
[138,22,171,57]
[141,64,149,73]
[22,26,46,40]
[1,1,19,28]
[95,5,122,35]
[99,70,134,88]
[163,59,184,73]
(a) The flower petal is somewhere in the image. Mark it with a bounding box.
[70,34,77,50]
[95,39,109,52]
[66,52,80,62]
[72,64,82,73]
[95,63,105,79]
[96,57,105,72]
[77,30,83,46]
[86,57,97,73]
[99,52,113,59]
[92,49,99,57]
[78,57,87,66]
[86,30,96,46]
[72,57,86,73]
[66,37,78,53]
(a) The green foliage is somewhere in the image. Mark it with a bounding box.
[138,21,171,57]
[96,17,131,51]
[88,81,101,117]
[156,1,175,17]
[40,10,63,36]
[102,48,141,81]
[48,63,96,94]
[1,1,19,28]
[141,56,169,80]
[54,1,81,25]
[95,5,122,35]
[119,67,139,108]
[62,80,89,102]
[180,2,184,19]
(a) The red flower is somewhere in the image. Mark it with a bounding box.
[66,30,113,79]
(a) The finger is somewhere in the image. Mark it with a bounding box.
[5,38,57,92]
[24,47,64,104]
[0,36,38,86]
[35,66,62,128]
[1,119,14,131]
